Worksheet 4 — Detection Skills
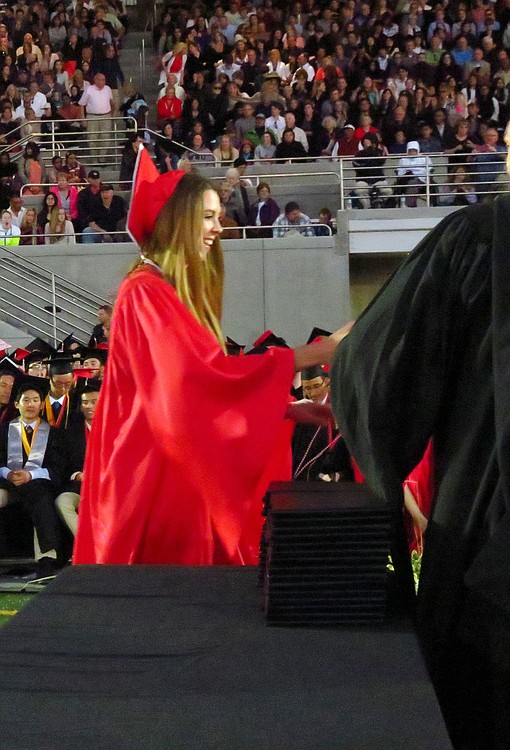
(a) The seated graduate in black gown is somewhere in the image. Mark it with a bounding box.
[292,365,353,482]
[42,356,77,430]
[56,379,101,538]
[0,378,63,578]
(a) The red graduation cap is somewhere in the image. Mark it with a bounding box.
[13,348,31,362]
[127,146,186,246]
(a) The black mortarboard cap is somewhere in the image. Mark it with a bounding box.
[246,330,289,355]
[45,355,75,376]
[226,337,244,356]
[81,347,108,365]
[14,374,51,403]
[79,378,102,394]
[60,334,84,356]
[24,351,49,370]
[0,356,24,380]
[25,338,57,356]
[307,327,332,344]
[301,364,327,380]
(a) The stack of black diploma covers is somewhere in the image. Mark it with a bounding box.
[260,482,392,626]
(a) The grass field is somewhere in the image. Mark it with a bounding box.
[0,593,34,628]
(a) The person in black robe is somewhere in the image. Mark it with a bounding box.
[329,137,510,748]
[292,365,353,481]
[56,380,101,538]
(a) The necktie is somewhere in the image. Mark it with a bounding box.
[52,402,62,418]
[25,425,33,445]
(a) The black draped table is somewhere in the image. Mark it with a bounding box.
[0,566,451,749]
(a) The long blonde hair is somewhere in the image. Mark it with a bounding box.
[134,173,225,347]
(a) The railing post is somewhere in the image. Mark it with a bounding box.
[51,273,58,348]
[425,167,430,207]
[339,158,344,210]
[51,120,56,154]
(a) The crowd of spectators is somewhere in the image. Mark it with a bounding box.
[0,0,129,242]
[151,0,510,209]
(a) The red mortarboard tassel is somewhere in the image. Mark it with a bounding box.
[73,368,96,382]
[127,146,186,246]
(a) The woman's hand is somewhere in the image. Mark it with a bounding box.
[293,320,355,372]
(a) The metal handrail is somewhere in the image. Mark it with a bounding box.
[227,222,333,239]
[0,247,109,346]
[20,181,134,195]
[1,246,107,305]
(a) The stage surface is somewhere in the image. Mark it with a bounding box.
[0,565,451,749]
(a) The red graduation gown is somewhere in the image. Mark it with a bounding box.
[73,266,295,566]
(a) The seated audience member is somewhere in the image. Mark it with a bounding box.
[437,165,478,205]
[388,129,410,155]
[0,209,21,245]
[62,152,87,184]
[82,184,127,244]
[272,201,315,238]
[0,379,62,578]
[7,193,26,228]
[224,167,250,225]
[218,206,242,239]
[47,155,64,186]
[254,130,277,161]
[50,172,79,225]
[56,380,101,538]
[395,141,434,207]
[89,305,112,347]
[274,127,308,161]
[292,365,354,482]
[43,358,76,430]
[444,118,477,170]
[417,122,443,153]
[20,207,42,245]
[278,111,309,152]
[37,192,59,234]
[469,127,507,197]
[156,84,183,126]
[21,141,46,194]
[332,124,359,157]
[315,207,335,235]
[119,132,145,187]
[58,94,86,142]
[213,134,240,166]
[76,170,102,235]
[186,133,215,162]
[247,182,280,237]
[155,122,183,173]
[351,132,393,208]
[45,207,75,245]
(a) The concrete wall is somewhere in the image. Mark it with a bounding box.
[7,233,350,347]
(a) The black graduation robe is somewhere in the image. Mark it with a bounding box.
[291,421,354,481]
[330,197,510,749]
[62,417,87,494]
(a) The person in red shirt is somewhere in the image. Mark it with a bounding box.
[156,84,182,126]
[73,149,351,566]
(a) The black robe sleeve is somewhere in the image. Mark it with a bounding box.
[329,202,510,637]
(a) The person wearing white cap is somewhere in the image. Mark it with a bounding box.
[396,141,434,207]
